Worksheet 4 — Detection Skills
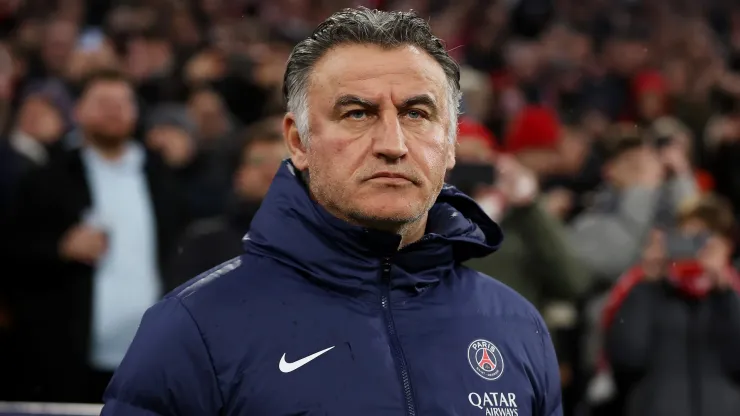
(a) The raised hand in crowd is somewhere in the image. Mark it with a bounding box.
[495,154,539,207]
[698,236,735,289]
[543,187,575,221]
[658,140,692,177]
[470,154,539,221]
[58,223,107,266]
[146,126,196,169]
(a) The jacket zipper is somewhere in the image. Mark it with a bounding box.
[380,257,417,416]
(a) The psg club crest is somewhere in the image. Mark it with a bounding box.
[467,339,505,381]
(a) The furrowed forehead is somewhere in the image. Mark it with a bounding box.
[306,44,449,109]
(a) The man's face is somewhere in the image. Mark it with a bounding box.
[604,146,649,188]
[638,93,663,121]
[188,89,228,140]
[76,80,137,145]
[235,139,288,200]
[679,218,733,265]
[285,44,455,229]
[18,97,64,143]
[41,21,78,74]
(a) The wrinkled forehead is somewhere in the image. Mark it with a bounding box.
[307,44,450,110]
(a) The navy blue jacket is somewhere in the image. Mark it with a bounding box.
[102,161,563,416]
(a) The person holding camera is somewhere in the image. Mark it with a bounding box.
[452,117,590,312]
[602,194,740,416]
[569,123,698,284]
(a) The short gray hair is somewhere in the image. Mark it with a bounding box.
[282,7,462,144]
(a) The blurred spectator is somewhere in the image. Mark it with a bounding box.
[457,117,590,312]
[604,194,740,416]
[704,96,740,219]
[459,66,493,122]
[187,86,236,144]
[145,104,197,171]
[166,116,285,284]
[2,69,188,402]
[29,18,79,80]
[144,103,218,216]
[0,87,65,207]
[631,70,667,125]
[569,123,698,284]
[504,104,564,177]
[0,0,740,410]
[570,124,699,383]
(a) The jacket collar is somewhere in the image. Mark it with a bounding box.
[244,160,503,300]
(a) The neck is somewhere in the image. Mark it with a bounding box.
[316,199,429,250]
[347,211,428,250]
[86,136,128,161]
[92,144,127,161]
[396,214,427,248]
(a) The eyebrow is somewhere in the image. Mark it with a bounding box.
[333,95,379,114]
[333,93,440,117]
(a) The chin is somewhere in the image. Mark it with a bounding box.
[349,198,427,226]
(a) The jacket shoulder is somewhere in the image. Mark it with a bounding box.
[164,253,292,316]
[460,266,547,328]
[166,255,248,300]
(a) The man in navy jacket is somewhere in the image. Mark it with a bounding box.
[102,7,562,416]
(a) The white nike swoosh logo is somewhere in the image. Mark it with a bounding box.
[279,346,335,373]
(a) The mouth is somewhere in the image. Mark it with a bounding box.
[367,172,415,184]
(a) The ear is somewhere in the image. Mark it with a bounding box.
[283,113,308,170]
[445,139,456,171]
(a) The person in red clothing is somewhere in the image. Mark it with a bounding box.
[601,193,740,416]
[504,105,562,178]
[631,70,667,125]
[456,116,498,162]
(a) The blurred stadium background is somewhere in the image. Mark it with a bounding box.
[3,0,740,415]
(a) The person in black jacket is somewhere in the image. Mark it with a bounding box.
[605,194,740,416]
[2,69,190,403]
[166,116,286,285]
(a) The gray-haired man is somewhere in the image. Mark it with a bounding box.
[102,8,562,416]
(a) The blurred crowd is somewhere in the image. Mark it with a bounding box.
[1,0,740,415]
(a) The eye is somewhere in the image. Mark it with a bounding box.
[345,110,367,120]
[405,109,427,120]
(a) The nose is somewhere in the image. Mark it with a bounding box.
[372,113,408,161]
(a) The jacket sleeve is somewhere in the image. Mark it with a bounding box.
[101,297,224,415]
[604,281,659,374]
[709,289,740,376]
[536,318,564,416]
[532,313,563,416]
[4,168,70,267]
[569,187,660,282]
[509,202,590,300]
